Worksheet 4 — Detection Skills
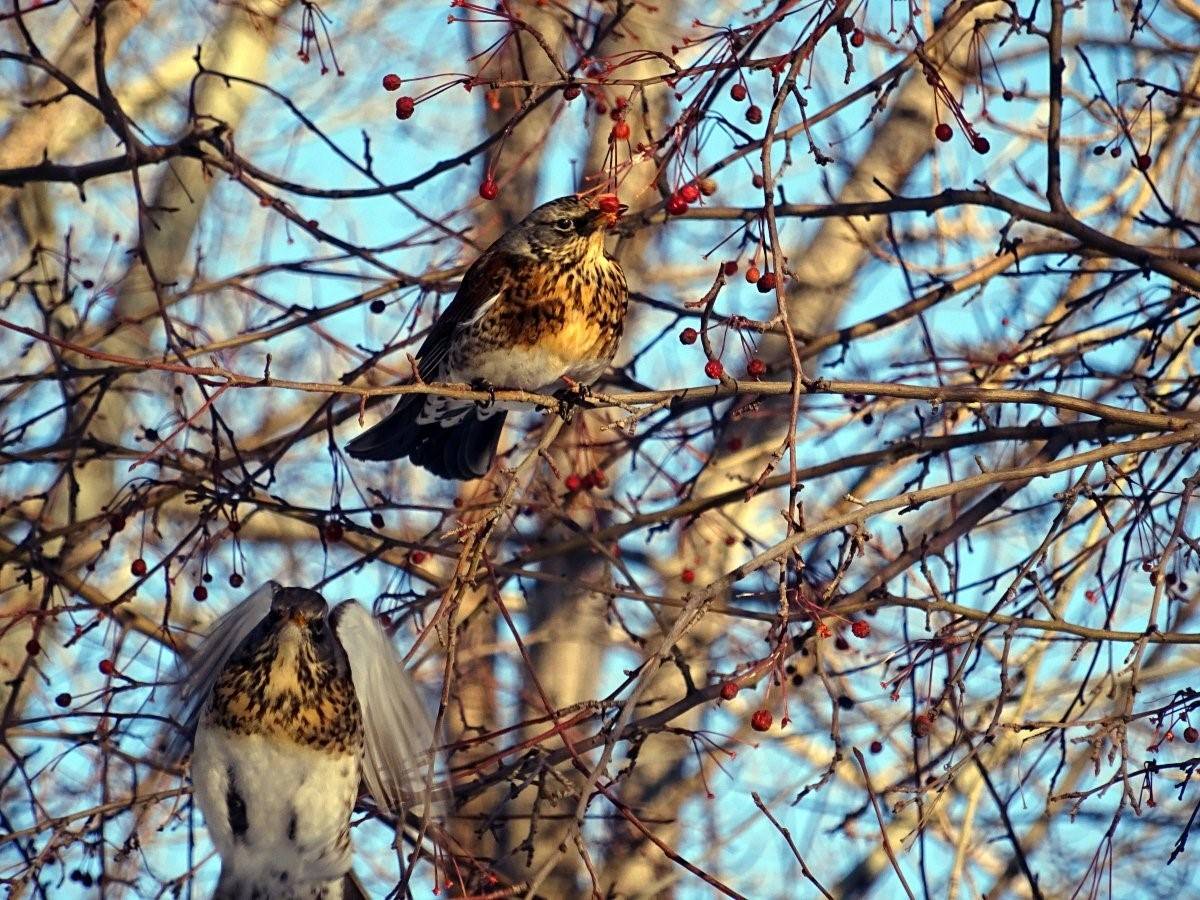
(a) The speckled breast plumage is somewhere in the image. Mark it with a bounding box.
[204,635,364,753]
[450,234,628,388]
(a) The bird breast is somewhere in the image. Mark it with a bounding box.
[206,634,364,753]
[451,240,626,392]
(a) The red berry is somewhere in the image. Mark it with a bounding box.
[394,96,415,119]
[750,709,773,731]
[563,84,580,101]
[666,194,689,215]
[382,73,402,91]
[596,193,622,214]
[850,29,865,47]
[679,183,700,204]
[913,713,933,737]
[55,692,71,708]
[1085,589,1097,602]
[324,522,344,542]
[1136,153,1152,171]
[730,83,747,101]
[752,173,765,189]
[25,638,39,656]
[681,568,695,583]
[193,585,208,601]
[98,659,115,676]
[370,512,385,528]
[851,620,871,638]
[869,739,883,753]
[719,681,739,701]
[704,359,724,379]
[479,177,499,201]
[229,573,244,588]
[590,467,609,489]
[1185,726,1199,743]
[747,358,766,378]
[744,265,761,283]
[935,122,953,142]
[756,272,777,293]
[565,473,584,492]
[611,120,631,141]
[973,135,991,154]
[410,550,428,564]
[369,299,386,314]
[836,16,855,34]
[1110,145,1122,158]
[722,260,738,276]
[679,327,698,345]
[1002,89,1014,101]
[130,558,147,577]
[745,105,763,124]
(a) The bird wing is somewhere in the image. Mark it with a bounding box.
[330,601,440,817]
[166,581,277,763]
[412,250,518,377]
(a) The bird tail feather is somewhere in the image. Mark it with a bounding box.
[346,394,505,481]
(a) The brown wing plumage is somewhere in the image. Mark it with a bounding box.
[408,249,519,380]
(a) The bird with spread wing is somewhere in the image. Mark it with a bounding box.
[170,582,440,900]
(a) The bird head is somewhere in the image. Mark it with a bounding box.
[500,195,626,263]
[238,585,351,684]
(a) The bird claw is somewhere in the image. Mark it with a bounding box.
[553,382,591,422]
[471,378,497,409]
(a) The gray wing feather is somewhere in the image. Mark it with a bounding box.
[331,601,439,817]
[165,581,277,763]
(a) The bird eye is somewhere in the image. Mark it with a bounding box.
[554,217,573,231]
[309,619,326,639]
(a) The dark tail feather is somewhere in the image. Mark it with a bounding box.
[344,394,425,462]
[346,396,505,481]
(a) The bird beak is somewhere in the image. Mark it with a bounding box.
[286,610,308,627]
[584,203,627,233]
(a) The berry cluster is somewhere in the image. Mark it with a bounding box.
[564,469,609,492]
[665,178,716,216]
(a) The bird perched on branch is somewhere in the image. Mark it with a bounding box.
[346,194,629,480]
[170,582,439,900]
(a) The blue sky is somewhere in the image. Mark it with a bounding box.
[4,1,1200,896]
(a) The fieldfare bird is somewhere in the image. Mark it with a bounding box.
[346,194,629,480]
[170,582,438,900]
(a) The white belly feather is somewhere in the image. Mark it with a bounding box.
[192,724,360,893]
